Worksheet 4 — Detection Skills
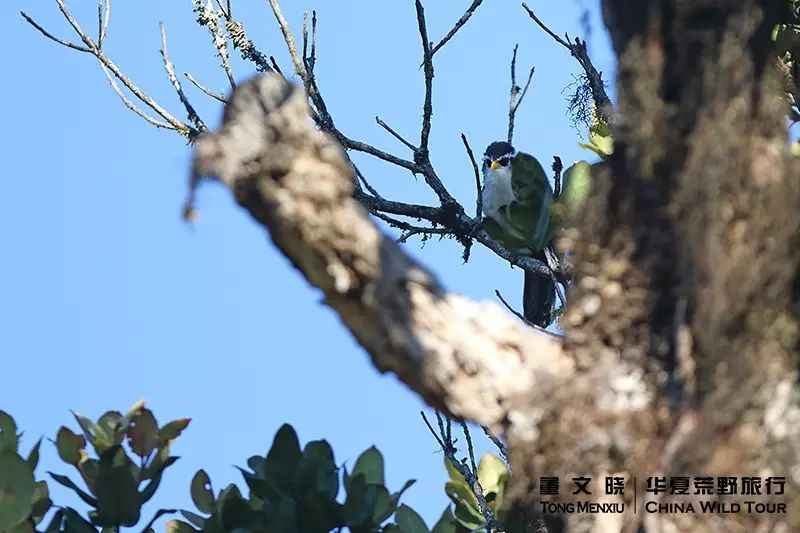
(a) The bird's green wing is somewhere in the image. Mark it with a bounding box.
[509,152,554,250]
[510,152,550,203]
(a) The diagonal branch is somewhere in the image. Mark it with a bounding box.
[22,0,196,137]
[521,2,612,122]
[430,0,485,56]
[190,75,571,427]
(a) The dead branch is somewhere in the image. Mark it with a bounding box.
[521,2,613,123]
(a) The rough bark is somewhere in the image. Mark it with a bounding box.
[189,2,800,531]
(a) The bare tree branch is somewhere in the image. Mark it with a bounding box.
[507,44,535,144]
[430,0,485,56]
[160,23,206,132]
[521,2,612,122]
[193,0,236,88]
[20,11,91,53]
[421,411,503,532]
[190,75,570,429]
[185,72,228,103]
[460,134,482,219]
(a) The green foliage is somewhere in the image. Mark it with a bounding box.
[442,453,509,532]
[578,108,614,159]
[46,401,188,531]
[0,412,50,533]
[172,424,454,533]
[2,408,493,533]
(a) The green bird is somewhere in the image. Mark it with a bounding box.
[481,141,592,327]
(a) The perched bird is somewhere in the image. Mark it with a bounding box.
[481,141,556,327]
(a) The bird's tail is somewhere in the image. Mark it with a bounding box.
[523,249,556,327]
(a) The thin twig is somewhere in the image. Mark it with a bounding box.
[44,0,193,134]
[430,0,485,56]
[93,0,112,50]
[98,63,174,130]
[353,166,384,200]
[521,2,612,122]
[415,0,434,154]
[267,0,306,81]
[20,11,91,53]
[185,72,227,103]
[508,45,535,144]
[495,289,531,325]
[371,212,450,243]
[376,117,417,152]
[421,411,502,532]
[269,56,284,77]
[460,422,478,474]
[461,134,482,219]
[160,23,206,132]
[481,426,508,462]
[521,3,571,48]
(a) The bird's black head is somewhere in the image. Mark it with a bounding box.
[483,141,516,170]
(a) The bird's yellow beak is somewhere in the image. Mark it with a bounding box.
[490,160,502,170]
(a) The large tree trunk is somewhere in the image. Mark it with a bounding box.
[507,1,800,531]
[190,1,800,531]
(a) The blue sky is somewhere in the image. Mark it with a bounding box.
[2,0,614,528]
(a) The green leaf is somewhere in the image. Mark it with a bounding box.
[343,474,378,527]
[77,458,99,494]
[217,484,251,531]
[395,504,429,533]
[0,411,18,453]
[0,451,35,531]
[26,438,41,471]
[30,481,52,525]
[444,481,482,530]
[42,509,64,533]
[70,411,101,450]
[556,160,593,226]
[127,408,159,458]
[56,427,86,466]
[190,470,215,514]
[588,120,614,156]
[158,418,191,445]
[294,440,338,499]
[11,519,35,533]
[97,411,124,446]
[373,479,415,524]
[117,400,146,435]
[61,508,96,533]
[180,510,206,528]
[443,459,466,483]
[297,491,343,532]
[139,470,166,505]
[476,453,508,497]
[430,506,458,533]
[94,446,140,527]
[264,424,302,486]
[351,446,384,486]
[48,472,97,507]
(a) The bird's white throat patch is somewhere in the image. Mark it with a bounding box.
[482,165,516,221]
